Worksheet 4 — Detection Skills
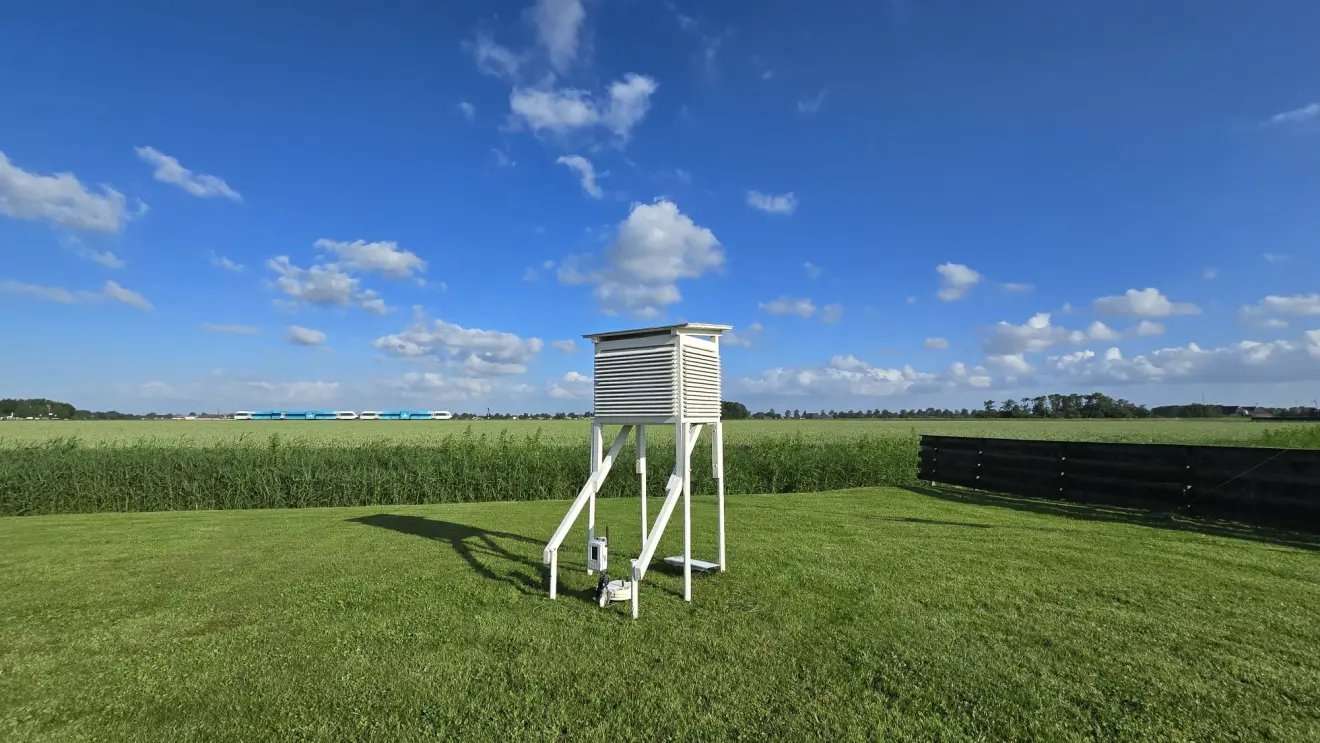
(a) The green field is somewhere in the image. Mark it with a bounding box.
[3,419,1317,517]
[2,488,1317,741]
[0,417,1285,446]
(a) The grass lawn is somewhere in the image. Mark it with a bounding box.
[2,489,1318,741]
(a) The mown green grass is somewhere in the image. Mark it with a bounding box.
[2,488,1317,741]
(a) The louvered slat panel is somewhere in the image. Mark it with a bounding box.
[594,343,677,418]
[681,344,721,418]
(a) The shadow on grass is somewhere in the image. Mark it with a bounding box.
[905,485,1320,552]
[347,514,593,601]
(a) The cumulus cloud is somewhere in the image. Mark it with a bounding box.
[135,146,241,201]
[0,151,137,232]
[1093,288,1200,317]
[985,353,1033,375]
[548,370,593,399]
[314,239,426,278]
[746,191,797,214]
[551,339,579,353]
[924,337,949,350]
[509,73,658,142]
[530,0,586,73]
[373,311,543,375]
[736,355,992,398]
[1239,294,1320,327]
[1,279,154,311]
[1048,331,1320,385]
[1086,321,1123,342]
[759,296,816,318]
[202,324,259,335]
[556,155,602,198]
[557,199,722,317]
[936,263,983,301]
[376,372,496,400]
[722,322,764,348]
[286,326,327,346]
[982,313,1082,355]
[1135,320,1166,337]
[267,256,387,314]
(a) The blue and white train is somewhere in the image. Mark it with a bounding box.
[232,410,453,421]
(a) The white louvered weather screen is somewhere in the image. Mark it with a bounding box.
[594,344,677,418]
[681,343,721,419]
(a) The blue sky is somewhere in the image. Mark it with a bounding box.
[2,0,1319,413]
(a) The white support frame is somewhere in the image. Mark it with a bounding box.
[544,323,729,618]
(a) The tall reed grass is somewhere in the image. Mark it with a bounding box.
[0,429,920,516]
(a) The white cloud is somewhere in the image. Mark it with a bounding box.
[373,311,543,375]
[1060,302,1074,314]
[723,322,764,348]
[1135,320,1166,337]
[1086,321,1123,342]
[77,246,124,269]
[509,74,658,142]
[267,256,387,314]
[1262,103,1320,127]
[530,0,586,73]
[103,280,153,310]
[1262,318,1289,330]
[1240,294,1320,323]
[0,151,136,232]
[465,33,523,80]
[1093,288,1200,317]
[936,263,982,301]
[551,339,579,353]
[135,146,241,201]
[1001,282,1034,293]
[376,372,496,401]
[1263,253,1289,264]
[803,262,822,279]
[759,296,816,318]
[548,370,592,399]
[746,190,797,214]
[923,337,949,350]
[492,148,516,168]
[202,324,259,335]
[7,279,155,310]
[737,355,989,398]
[556,155,602,198]
[314,239,426,278]
[557,199,723,317]
[1048,331,1320,385]
[287,326,327,346]
[821,303,843,324]
[457,101,476,121]
[906,296,917,305]
[797,89,827,114]
[1203,267,1218,280]
[982,313,1082,355]
[211,253,244,273]
[0,280,79,303]
[985,353,1033,375]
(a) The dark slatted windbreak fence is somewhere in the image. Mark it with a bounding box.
[919,435,1320,527]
